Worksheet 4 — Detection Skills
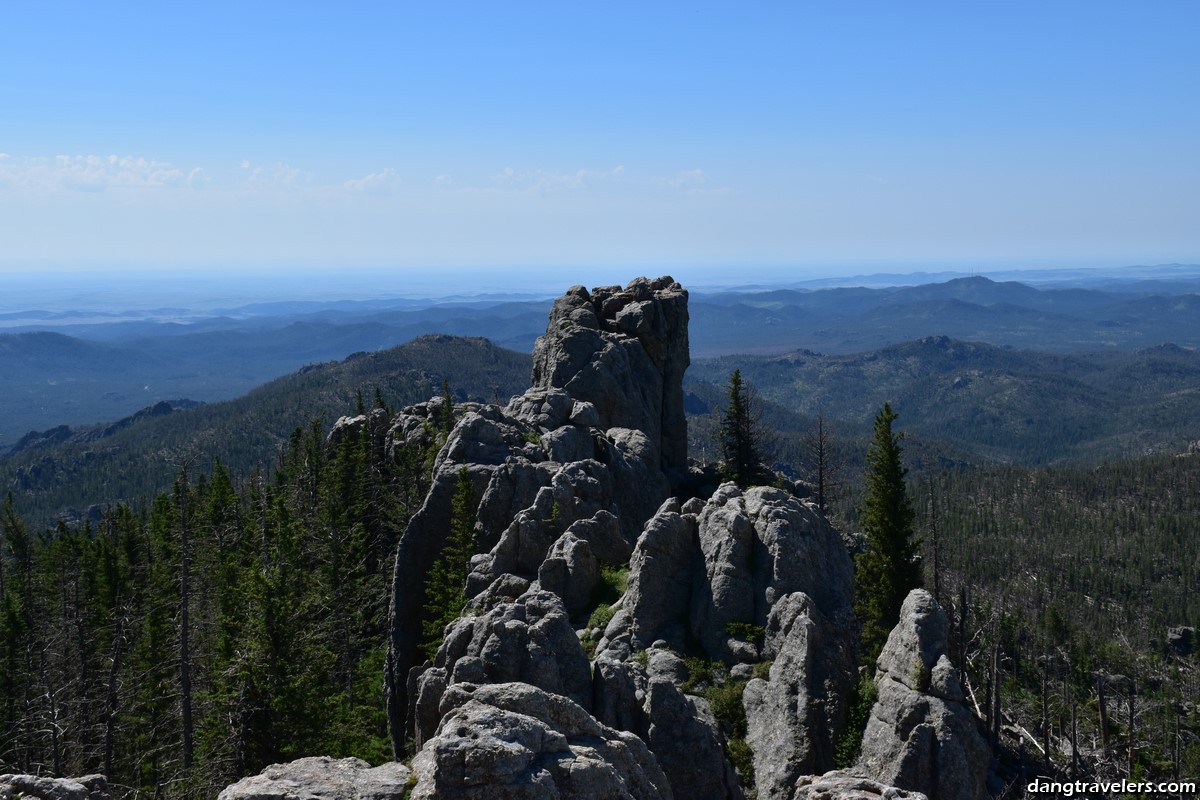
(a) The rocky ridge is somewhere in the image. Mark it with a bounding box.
[216,277,992,799]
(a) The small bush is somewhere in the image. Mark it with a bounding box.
[588,603,614,632]
[835,673,877,768]
[725,621,765,643]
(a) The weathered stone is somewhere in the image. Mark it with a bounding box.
[744,593,856,798]
[618,504,699,654]
[537,532,600,617]
[216,757,412,800]
[1167,625,1196,657]
[437,587,592,712]
[475,459,558,551]
[530,277,689,472]
[691,484,855,662]
[328,407,392,459]
[410,683,672,800]
[645,679,745,800]
[791,770,929,800]
[0,774,108,800]
[563,509,629,565]
[505,387,575,431]
[856,590,990,800]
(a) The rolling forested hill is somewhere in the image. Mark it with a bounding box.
[1,335,531,527]
[687,338,1200,466]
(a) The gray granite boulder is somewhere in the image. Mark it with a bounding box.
[791,771,928,799]
[216,757,412,800]
[410,682,672,800]
[744,592,857,798]
[691,484,856,662]
[856,590,989,800]
[0,775,109,800]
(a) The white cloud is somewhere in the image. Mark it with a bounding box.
[484,165,626,194]
[0,153,197,192]
[668,168,708,188]
[242,162,313,191]
[344,167,400,195]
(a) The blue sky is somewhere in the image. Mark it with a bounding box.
[1,2,1197,285]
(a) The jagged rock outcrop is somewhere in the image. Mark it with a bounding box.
[411,585,593,747]
[603,483,856,665]
[216,757,412,800]
[1167,625,1195,657]
[591,645,745,800]
[409,682,672,800]
[530,277,689,473]
[387,278,688,754]
[691,484,856,662]
[743,592,857,797]
[856,589,990,800]
[0,774,109,800]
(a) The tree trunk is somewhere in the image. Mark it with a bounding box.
[177,469,195,771]
[1097,673,1110,756]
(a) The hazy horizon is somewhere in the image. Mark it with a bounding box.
[3,261,1199,322]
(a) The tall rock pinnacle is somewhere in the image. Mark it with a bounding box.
[530,276,690,472]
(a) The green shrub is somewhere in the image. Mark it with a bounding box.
[835,673,877,768]
[725,621,766,643]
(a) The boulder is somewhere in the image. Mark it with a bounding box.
[217,757,411,800]
[411,585,593,745]
[409,682,672,800]
[0,775,109,800]
[1167,625,1195,658]
[537,532,600,617]
[743,592,856,797]
[791,771,929,799]
[856,590,989,800]
[615,500,699,654]
[691,484,856,662]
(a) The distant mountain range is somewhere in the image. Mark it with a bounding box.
[7,328,1200,527]
[1,273,1198,447]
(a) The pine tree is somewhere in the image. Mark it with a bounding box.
[718,369,766,487]
[855,403,922,665]
[420,468,476,662]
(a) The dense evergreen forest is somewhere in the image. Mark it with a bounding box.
[850,452,1200,787]
[0,398,444,797]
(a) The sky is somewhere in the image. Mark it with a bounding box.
[1,2,1198,290]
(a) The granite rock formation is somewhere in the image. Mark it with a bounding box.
[223,277,984,800]
[409,682,672,800]
[856,589,990,800]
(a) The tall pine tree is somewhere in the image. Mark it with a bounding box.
[718,369,767,487]
[854,403,922,665]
